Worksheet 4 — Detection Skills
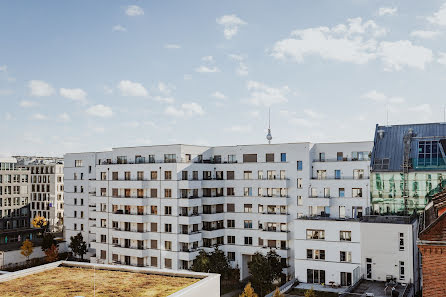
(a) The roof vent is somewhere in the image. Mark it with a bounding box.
[377,129,385,139]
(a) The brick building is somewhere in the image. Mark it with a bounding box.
[418,190,446,297]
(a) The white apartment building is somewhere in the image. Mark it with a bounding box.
[26,164,64,231]
[294,216,418,288]
[63,141,374,280]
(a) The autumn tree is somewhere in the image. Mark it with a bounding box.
[239,282,258,297]
[69,232,87,260]
[32,216,48,229]
[273,287,284,297]
[305,287,316,297]
[21,239,34,263]
[45,244,59,262]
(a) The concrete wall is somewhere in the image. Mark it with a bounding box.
[0,242,67,267]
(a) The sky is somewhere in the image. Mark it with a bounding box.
[1,0,446,156]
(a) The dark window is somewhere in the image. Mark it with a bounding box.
[243,154,257,163]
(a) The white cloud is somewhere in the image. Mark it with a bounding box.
[271,18,384,65]
[362,90,405,104]
[212,91,226,99]
[164,102,205,117]
[216,14,247,39]
[428,3,446,25]
[19,100,37,108]
[229,54,248,76]
[304,109,324,119]
[59,113,71,122]
[0,65,7,72]
[225,125,252,133]
[157,82,175,95]
[153,96,175,104]
[183,74,192,80]
[246,81,289,106]
[165,44,181,49]
[195,66,220,73]
[125,5,144,16]
[32,113,47,120]
[289,117,314,127]
[103,85,113,94]
[112,25,127,32]
[4,112,13,121]
[0,89,13,96]
[378,40,433,71]
[202,56,214,63]
[86,104,113,117]
[60,88,87,103]
[29,80,55,97]
[117,80,148,96]
[410,30,441,39]
[378,7,397,16]
[93,127,105,133]
[438,52,446,65]
[247,110,260,118]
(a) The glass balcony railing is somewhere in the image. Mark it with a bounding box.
[412,158,446,170]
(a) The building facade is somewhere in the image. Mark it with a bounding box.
[370,123,446,214]
[0,158,36,248]
[64,141,372,279]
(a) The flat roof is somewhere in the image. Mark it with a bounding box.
[0,261,215,297]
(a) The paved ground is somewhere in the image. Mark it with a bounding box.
[348,280,404,297]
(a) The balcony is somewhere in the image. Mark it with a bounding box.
[313,157,370,162]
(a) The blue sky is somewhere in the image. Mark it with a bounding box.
[1,0,446,156]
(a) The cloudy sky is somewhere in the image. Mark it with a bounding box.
[1,1,446,156]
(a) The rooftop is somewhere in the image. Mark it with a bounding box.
[371,122,446,172]
[0,261,218,297]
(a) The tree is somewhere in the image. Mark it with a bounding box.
[69,232,87,260]
[191,250,210,272]
[208,247,230,277]
[21,239,34,262]
[248,250,284,296]
[272,287,284,297]
[304,288,316,297]
[32,216,48,229]
[239,282,258,297]
[45,244,59,262]
[41,232,58,252]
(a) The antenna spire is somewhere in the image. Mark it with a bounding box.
[266,108,272,144]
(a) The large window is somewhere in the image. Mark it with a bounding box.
[75,160,83,167]
[340,251,352,262]
[373,158,389,170]
[418,140,445,166]
[306,249,325,260]
[164,154,176,163]
[307,269,325,284]
[306,229,325,240]
[340,231,352,241]
[243,154,257,163]
[340,272,352,286]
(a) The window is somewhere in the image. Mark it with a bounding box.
[244,204,252,213]
[226,171,235,180]
[112,172,118,180]
[137,171,144,180]
[151,205,158,214]
[150,188,157,198]
[101,235,107,243]
[266,153,274,162]
[399,233,405,251]
[227,188,235,196]
[192,171,198,180]
[227,204,235,212]
[165,206,172,215]
[227,236,235,245]
[281,153,287,162]
[164,154,176,163]
[101,172,107,180]
[339,188,345,197]
[340,231,352,241]
[340,251,352,262]
[244,220,252,229]
[297,196,303,206]
[340,272,352,286]
[227,220,235,228]
[243,154,257,163]
[117,156,127,164]
[164,189,172,198]
[164,258,172,269]
[353,169,364,180]
[150,171,158,180]
[228,154,236,163]
[165,224,172,232]
[319,152,325,162]
[164,171,172,180]
[297,161,302,170]
[151,256,157,267]
[75,160,83,167]
[203,171,212,180]
[151,240,157,249]
[335,170,341,179]
[337,152,343,161]
[151,223,157,232]
[214,155,222,163]
[418,141,443,166]
[244,171,252,180]
[244,237,253,245]
[227,252,235,261]
[373,158,390,170]
[297,178,303,189]
[307,269,325,284]
[307,249,325,260]
[339,206,345,218]
[352,188,363,198]
[181,171,188,180]
[124,172,131,180]
[100,250,106,260]
[399,261,405,280]
[165,241,172,251]
[306,229,325,240]
[244,187,252,196]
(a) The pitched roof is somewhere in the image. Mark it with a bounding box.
[371,123,446,172]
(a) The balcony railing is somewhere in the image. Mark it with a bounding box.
[313,157,370,162]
